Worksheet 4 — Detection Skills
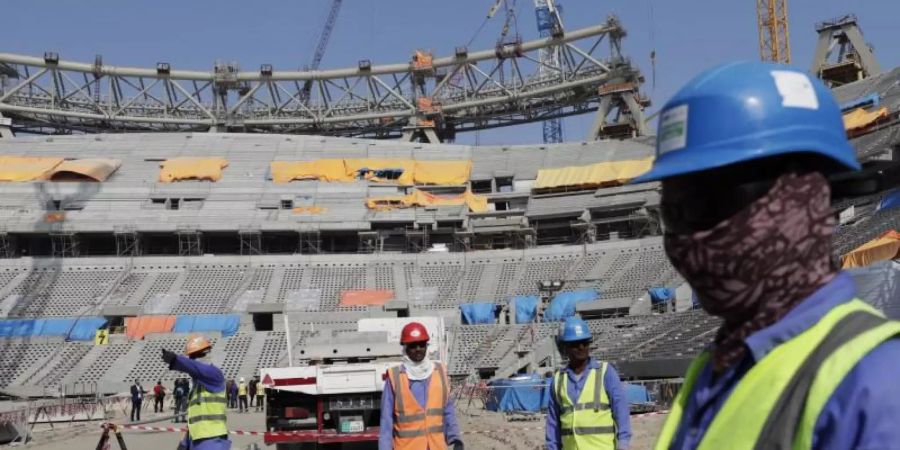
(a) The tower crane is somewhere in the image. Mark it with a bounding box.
[301,0,343,102]
[757,0,791,64]
[535,0,564,143]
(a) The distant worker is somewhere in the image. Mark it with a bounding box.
[248,377,257,408]
[632,62,900,449]
[254,376,265,412]
[173,378,187,423]
[153,380,166,413]
[379,322,464,450]
[162,334,231,450]
[129,379,145,422]
[546,316,632,450]
[227,379,237,409]
[237,378,248,413]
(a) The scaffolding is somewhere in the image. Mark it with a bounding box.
[358,231,381,254]
[299,229,321,254]
[176,227,202,256]
[113,226,140,257]
[50,229,79,257]
[0,227,14,258]
[405,228,429,253]
[239,226,262,256]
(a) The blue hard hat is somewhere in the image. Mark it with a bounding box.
[557,316,592,343]
[633,61,859,183]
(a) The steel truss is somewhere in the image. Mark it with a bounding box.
[0,17,645,139]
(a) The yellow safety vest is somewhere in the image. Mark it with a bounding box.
[238,383,247,396]
[187,384,228,440]
[655,299,900,450]
[553,362,616,450]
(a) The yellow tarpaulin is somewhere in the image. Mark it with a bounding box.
[843,107,888,131]
[366,189,488,212]
[0,156,64,181]
[841,230,900,269]
[159,157,229,182]
[292,206,325,215]
[48,158,122,181]
[534,158,654,190]
[271,159,352,183]
[271,158,472,185]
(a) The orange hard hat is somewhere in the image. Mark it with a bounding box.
[400,322,430,344]
[185,334,211,356]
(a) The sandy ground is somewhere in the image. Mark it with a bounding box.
[18,402,666,449]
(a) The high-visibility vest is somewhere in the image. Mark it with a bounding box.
[388,363,449,450]
[187,384,228,441]
[553,362,616,450]
[238,383,247,396]
[655,299,900,450]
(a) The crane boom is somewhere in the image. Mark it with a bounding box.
[757,0,791,64]
[535,0,564,143]
[309,0,343,71]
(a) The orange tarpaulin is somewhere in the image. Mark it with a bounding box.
[159,157,229,182]
[292,206,325,215]
[366,189,488,212]
[841,230,900,269]
[0,156,64,181]
[48,158,122,181]
[339,290,395,307]
[843,106,889,131]
[270,159,471,185]
[125,315,176,340]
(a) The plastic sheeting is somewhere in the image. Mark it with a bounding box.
[0,317,106,341]
[624,383,652,404]
[0,156,64,182]
[533,158,653,190]
[159,157,229,182]
[48,158,122,182]
[648,287,675,305]
[366,189,488,212]
[877,189,900,212]
[485,374,550,412]
[841,230,900,269]
[270,159,472,185]
[125,315,176,340]
[513,295,540,324]
[339,290,395,307]
[173,314,239,337]
[292,206,325,215]
[460,302,496,325]
[843,107,889,131]
[543,289,598,322]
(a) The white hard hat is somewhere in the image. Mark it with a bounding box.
[240,377,245,382]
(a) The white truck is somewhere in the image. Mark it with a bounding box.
[259,317,447,449]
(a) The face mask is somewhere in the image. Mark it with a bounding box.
[664,172,837,371]
[402,354,434,381]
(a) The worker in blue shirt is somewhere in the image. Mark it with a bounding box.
[631,61,900,449]
[162,334,231,450]
[546,315,632,450]
[379,322,463,450]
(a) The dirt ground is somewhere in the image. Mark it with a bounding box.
[19,402,666,449]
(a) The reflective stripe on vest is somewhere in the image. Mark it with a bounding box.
[654,299,900,450]
[389,363,449,450]
[187,384,228,440]
[554,362,616,450]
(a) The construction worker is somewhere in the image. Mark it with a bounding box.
[237,377,248,413]
[546,316,631,450]
[379,321,463,450]
[162,334,231,450]
[632,62,900,449]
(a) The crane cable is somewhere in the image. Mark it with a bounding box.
[648,0,657,91]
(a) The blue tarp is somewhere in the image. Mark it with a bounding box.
[460,302,496,325]
[648,287,675,305]
[543,289,598,322]
[513,295,540,324]
[485,374,550,412]
[624,383,652,404]
[876,189,900,212]
[840,93,880,112]
[173,315,240,337]
[0,317,107,341]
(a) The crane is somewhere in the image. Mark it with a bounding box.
[757,0,791,64]
[301,0,343,102]
[534,0,564,143]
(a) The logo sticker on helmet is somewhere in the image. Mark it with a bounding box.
[771,70,819,110]
[411,329,421,337]
[658,104,689,154]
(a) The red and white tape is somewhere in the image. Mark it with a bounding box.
[117,410,669,436]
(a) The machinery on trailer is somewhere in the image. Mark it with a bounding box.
[259,317,447,449]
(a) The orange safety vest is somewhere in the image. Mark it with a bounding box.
[388,363,449,450]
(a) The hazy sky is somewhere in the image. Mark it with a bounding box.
[2,0,896,145]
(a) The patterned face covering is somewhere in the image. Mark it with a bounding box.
[664,171,837,372]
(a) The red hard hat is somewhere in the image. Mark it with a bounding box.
[400,322,430,344]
